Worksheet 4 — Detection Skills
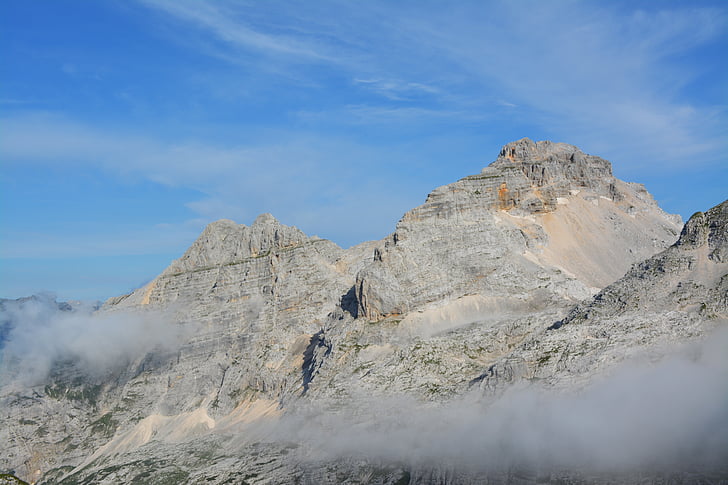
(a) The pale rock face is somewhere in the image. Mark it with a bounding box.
[490,138,616,209]
[103,212,358,418]
[355,138,681,320]
[1,139,724,485]
[476,199,728,394]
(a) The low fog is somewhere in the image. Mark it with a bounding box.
[0,295,190,386]
[3,295,726,478]
[275,327,728,476]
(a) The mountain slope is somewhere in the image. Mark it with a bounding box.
[476,199,728,393]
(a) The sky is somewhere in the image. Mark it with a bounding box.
[1,0,726,301]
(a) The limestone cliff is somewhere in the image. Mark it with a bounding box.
[355,138,680,320]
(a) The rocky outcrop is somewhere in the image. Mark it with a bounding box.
[677,200,728,262]
[490,138,617,211]
[101,213,363,417]
[0,215,363,483]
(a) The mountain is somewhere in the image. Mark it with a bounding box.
[1,139,725,484]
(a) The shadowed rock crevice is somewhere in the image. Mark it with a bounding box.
[339,286,359,319]
[301,330,331,395]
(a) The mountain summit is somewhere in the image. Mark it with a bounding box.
[490,137,617,211]
[356,138,680,319]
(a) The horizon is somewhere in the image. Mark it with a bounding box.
[1,0,727,301]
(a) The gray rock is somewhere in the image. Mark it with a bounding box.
[477,199,728,395]
[355,137,680,319]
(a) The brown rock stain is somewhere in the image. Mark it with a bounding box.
[498,182,510,210]
[140,280,157,305]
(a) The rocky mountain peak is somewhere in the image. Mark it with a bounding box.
[496,137,590,164]
[489,137,614,198]
[355,139,682,320]
[252,212,277,226]
[396,138,629,221]
[678,200,728,262]
[163,215,308,276]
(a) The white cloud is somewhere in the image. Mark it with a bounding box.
[137,0,339,62]
[0,296,194,386]
[3,1,725,267]
[132,1,728,169]
[341,105,486,124]
[352,78,441,101]
[276,328,728,475]
[0,113,434,248]
[496,100,517,108]
[0,224,201,259]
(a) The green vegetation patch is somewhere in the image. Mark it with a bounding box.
[536,347,561,366]
[129,468,189,485]
[44,383,102,407]
[0,473,30,485]
[89,412,118,438]
[464,173,501,181]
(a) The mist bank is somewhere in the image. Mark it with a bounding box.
[274,327,728,477]
[0,294,192,387]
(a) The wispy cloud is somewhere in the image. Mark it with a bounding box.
[353,78,441,101]
[0,98,39,106]
[0,223,202,260]
[496,100,517,109]
[137,0,338,62]
[2,0,725,300]
[395,1,728,168]
[0,112,433,248]
[134,0,728,169]
[296,104,488,126]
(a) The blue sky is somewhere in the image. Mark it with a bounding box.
[1,0,726,301]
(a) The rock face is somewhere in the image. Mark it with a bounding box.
[1,139,724,485]
[558,199,728,326]
[474,199,728,396]
[486,137,618,210]
[355,138,680,320]
[1,215,370,483]
[101,212,370,418]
